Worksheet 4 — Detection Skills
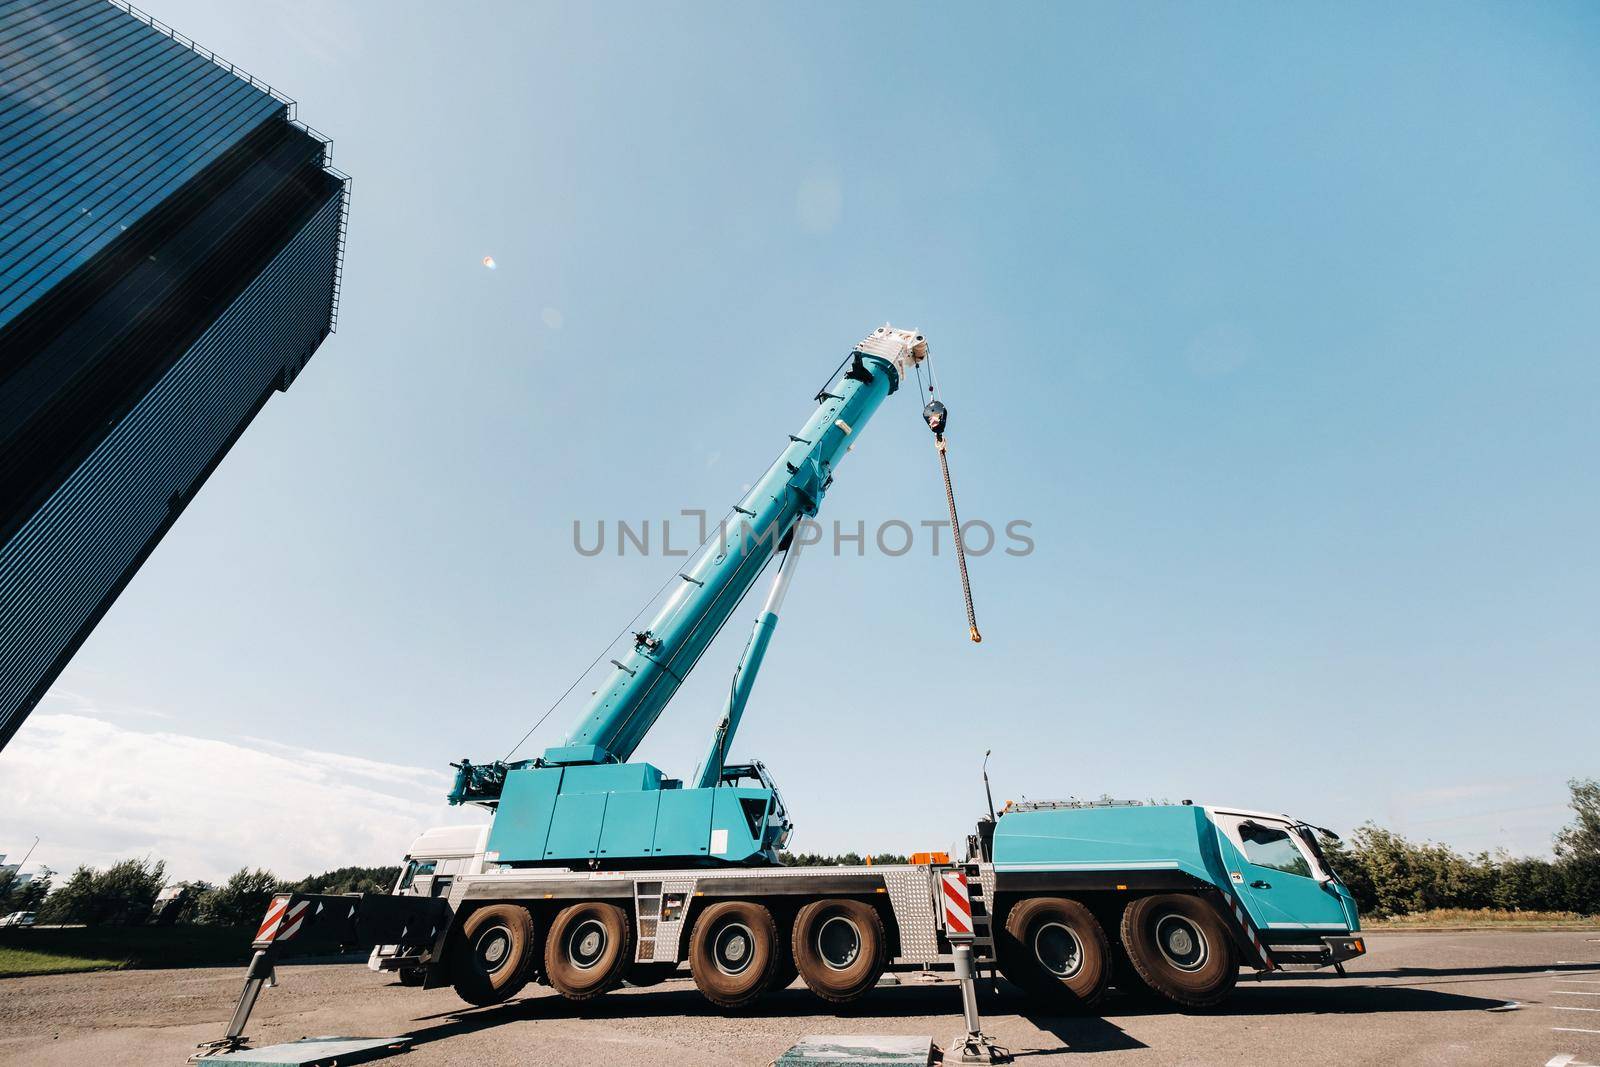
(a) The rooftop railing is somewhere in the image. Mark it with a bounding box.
[107,0,351,331]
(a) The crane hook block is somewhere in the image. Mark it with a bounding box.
[923,399,948,437]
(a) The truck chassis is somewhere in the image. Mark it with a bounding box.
[351,853,1361,1012]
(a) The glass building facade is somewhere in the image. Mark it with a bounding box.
[0,0,349,749]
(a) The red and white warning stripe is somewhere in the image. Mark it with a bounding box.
[941,870,973,939]
[253,895,311,946]
[1219,888,1274,970]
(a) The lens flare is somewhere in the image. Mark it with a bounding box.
[481,256,497,270]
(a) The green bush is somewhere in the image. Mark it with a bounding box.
[194,869,288,927]
[0,865,52,912]
[1328,779,1599,917]
[37,859,166,926]
[292,865,399,896]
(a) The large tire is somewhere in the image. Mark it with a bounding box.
[544,901,632,1001]
[791,898,885,1004]
[449,904,536,1006]
[1120,894,1237,1008]
[689,901,780,1009]
[999,897,1110,1007]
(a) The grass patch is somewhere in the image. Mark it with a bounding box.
[0,926,348,979]
[1365,907,1600,930]
[0,946,125,977]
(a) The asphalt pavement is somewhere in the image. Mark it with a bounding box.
[1,930,1597,1065]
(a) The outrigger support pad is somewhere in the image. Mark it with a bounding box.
[192,947,278,1059]
[949,943,1013,1065]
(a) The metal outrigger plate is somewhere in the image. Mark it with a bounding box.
[194,1035,411,1065]
[774,1034,934,1066]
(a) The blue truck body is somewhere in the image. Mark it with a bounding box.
[988,800,1362,972]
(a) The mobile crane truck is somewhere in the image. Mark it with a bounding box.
[221,326,1363,1048]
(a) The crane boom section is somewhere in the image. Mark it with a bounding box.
[546,347,904,767]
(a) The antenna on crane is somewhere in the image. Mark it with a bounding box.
[982,749,997,822]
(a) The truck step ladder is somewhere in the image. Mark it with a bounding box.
[964,862,997,964]
[634,879,662,961]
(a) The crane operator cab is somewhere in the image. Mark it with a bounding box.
[714,760,793,854]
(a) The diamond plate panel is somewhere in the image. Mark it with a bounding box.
[649,878,697,963]
[882,868,940,963]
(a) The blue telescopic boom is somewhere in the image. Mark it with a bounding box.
[693,536,804,788]
[543,328,927,768]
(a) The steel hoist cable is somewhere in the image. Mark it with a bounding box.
[918,349,982,644]
[936,435,981,643]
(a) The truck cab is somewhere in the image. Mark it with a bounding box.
[986,799,1364,1006]
[393,825,490,898]
[369,825,488,980]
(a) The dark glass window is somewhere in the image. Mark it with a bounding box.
[1240,824,1313,878]
[399,860,437,890]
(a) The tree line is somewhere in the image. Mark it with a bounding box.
[0,863,398,928]
[4,779,1593,926]
[1323,778,1598,917]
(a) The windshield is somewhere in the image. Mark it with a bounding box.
[398,859,436,890]
[1291,824,1340,881]
[753,761,787,817]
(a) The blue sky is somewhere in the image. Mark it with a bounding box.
[5,1,1598,881]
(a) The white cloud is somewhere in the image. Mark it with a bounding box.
[0,712,483,885]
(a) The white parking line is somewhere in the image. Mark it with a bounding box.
[1556,992,1600,997]
[1553,1027,1600,1035]
[1557,1006,1600,1012]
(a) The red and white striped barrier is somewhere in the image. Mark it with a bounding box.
[253,895,311,947]
[941,869,973,939]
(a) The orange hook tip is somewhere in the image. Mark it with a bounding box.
[969,626,982,644]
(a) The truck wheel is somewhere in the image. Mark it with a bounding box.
[449,904,536,1006]
[791,899,885,1004]
[689,901,780,1009]
[1120,894,1237,1008]
[544,901,632,1001]
[999,897,1110,1007]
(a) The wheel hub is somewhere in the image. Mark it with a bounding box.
[712,921,755,976]
[817,915,862,971]
[1155,914,1208,972]
[1033,921,1084,979]
[476,925,511,974]
[569,918,608,970]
